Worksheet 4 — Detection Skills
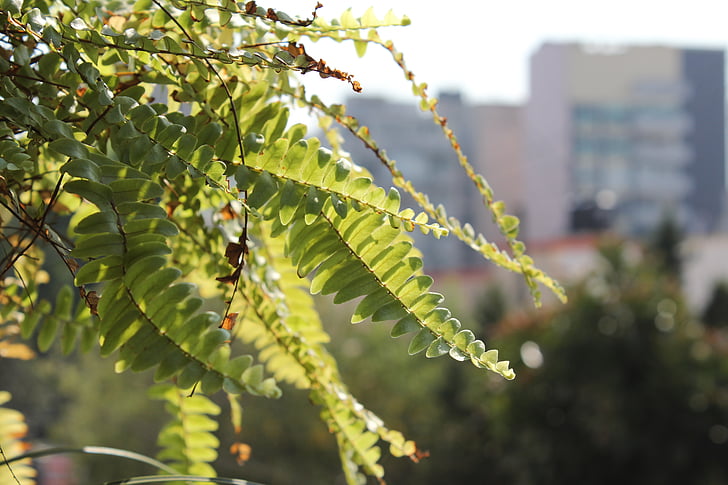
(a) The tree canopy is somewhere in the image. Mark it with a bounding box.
[0,0,564,483]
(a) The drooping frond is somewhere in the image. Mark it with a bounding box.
[61,150,279,398]
[230,127,515,379]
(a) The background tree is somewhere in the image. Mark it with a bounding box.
[475,239,728,485]
[703,280,728,328]
[0,0,565,483]
[649,214,684,279]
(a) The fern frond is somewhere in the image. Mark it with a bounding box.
[0,392,36,485]
[63,153,280,399]
[232,129,448,238]
[20,285,97,355]
[313,204,515,378]
[0,283,38,361]
[149,384,221,476]
[0,250,94,357]
[228,143,515,378]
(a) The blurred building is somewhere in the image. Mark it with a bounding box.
[524,42,726,242]
[470,103,526,234]
[339,42,725,270]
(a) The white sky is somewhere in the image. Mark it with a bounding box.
[270,0,728,105]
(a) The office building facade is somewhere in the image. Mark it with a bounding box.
[524,43,725,242]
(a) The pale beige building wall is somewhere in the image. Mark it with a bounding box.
[567,44,681,103]
[471,104,524,241]
[524,43,692,242]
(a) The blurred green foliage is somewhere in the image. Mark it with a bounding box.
[479,240,728,485]
[221,237,728,484]
[6,231,728,484]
